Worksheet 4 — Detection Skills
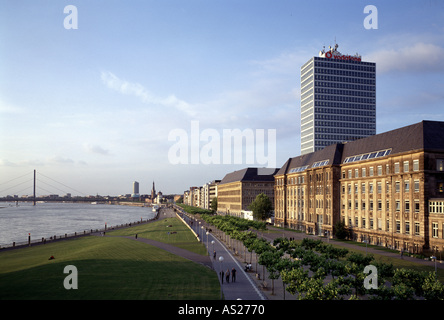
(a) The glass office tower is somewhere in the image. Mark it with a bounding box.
[300,44,376,155]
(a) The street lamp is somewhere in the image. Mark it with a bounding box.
[206,231,209,251]
[431,255,437,275]
[218,256,224,300]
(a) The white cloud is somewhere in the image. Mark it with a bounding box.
[100,71,197,117]
[367,42,444,73]
[83,143,110,156]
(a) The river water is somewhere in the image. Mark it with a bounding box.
[0,202,157,246]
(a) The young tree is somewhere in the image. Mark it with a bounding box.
[249,193,273,221]
[210,196,217,213]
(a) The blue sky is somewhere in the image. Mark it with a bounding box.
[1,0,444,196]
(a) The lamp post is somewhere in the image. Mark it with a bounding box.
[218,256,224,299]
[431,255,437,275]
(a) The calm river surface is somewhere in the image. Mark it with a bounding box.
[0,202,156,246]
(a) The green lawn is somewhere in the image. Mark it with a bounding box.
[0,219,219,300]
[108,217,207,255]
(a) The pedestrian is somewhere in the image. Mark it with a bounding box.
[225,269,230,283]
[220,271,224,284]
[231,267,236,282]
[213,250,216,260]
[135,233,138,239]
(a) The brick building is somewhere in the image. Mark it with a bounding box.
[275,120,444,255]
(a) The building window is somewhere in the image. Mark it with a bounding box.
[414,180,419,192]
[413,159,419,172]
[369,183,373,193]
[405,200,410,212]
[362,168,366,177]
[396,220,401,233]
[437,159,444,171]
[378,200,382,211]
[404,180,409,193]
[377,165,382,176]
[395,181,400,193]
[404,161,409,172]
[362,217,366,228]
[394,162,400,174]
[369,167,374,177]
[377,182,382,194]
[415,222,420,236]
[415,201,420,213]
[396,200,400,211]
[386,164,390,175]
[355,169,359,178]
[405,221,410,235]
[348,170,352,179]
[432,222,438,238]
[387,219,390,232]
[362,183,366,193]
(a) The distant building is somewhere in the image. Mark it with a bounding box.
[275,120,444,255]
[301,43,376,155]
[132,181,140,198]
[218,167,278,217]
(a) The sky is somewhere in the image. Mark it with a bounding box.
[1,0,444,197]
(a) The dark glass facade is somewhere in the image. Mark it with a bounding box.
[301,56,376,155]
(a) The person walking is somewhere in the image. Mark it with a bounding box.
[225,269,230,283]
[231,267,236,283]
[213,250,216,260]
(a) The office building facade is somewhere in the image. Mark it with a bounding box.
[218,167,278,217]
[276,120,444,255]
[301,44,376,155]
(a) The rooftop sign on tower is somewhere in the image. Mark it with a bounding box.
[319,43,362,62]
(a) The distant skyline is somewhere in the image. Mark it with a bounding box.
[1,1,444,196]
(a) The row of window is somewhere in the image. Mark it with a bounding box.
[343,180,420,195]
[315,94,375,104]
[314,74,376,85]
[314,59,376,71]
[430,201,444,214]
[315,120,376,128]
[343,199,420,213]
[315,114,375,123]
[314,107,375,117]
[315,133,373,141]
[314,68,375,79]
[315,81,375,92]
[315,87,376,97]
[343,160,420,177]
[314,101,375,110]
[348,217,421,236]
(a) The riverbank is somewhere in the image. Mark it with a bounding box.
[0,205,160,251]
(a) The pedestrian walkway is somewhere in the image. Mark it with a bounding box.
[181,210,266,300]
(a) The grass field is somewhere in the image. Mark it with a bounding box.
[108,216,207,255]
[0,218,220,300]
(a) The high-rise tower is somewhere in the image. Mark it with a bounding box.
[300,43,376,155]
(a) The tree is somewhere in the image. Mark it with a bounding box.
[249,193,273,221]
[210,197,217,213]
[334,220,349,240]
